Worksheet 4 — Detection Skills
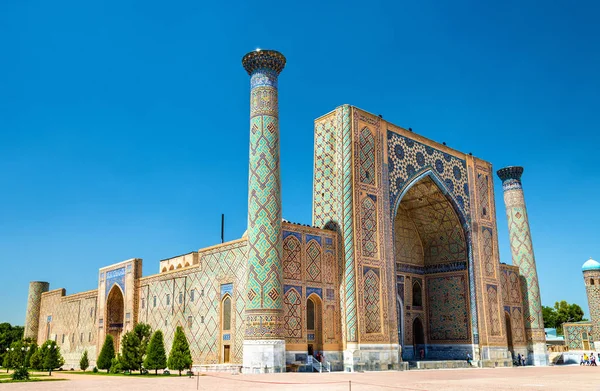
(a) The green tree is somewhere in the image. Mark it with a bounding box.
[542,306,557,329]
[40,340,63,376]
[134,323,152,359]
[542,301,586,334]
[167,326,192,376]
[0,323,24,365]
[144,330,167,375]
[120,331,142,373]
[29,349,42,370]
[97,335,115,373]
[80,350,89,372]
[24,343,37,368]
[4,340,25,370]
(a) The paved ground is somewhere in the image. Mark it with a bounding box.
[3,366,600,390]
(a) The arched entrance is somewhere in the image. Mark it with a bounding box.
[306,295,322,358]
[106,285,124,352]
[505,312,514,359]
[394,175,471,360]
[413,317,425,359]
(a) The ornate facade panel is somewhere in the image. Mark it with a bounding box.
[283,287,302,339]
[511,307,526,344]
[359,127,376,185]
[306,239,322,282]
[360,195,378,258]
[313,113,338,228]
[476,169,491,221]
[283,234,302,280]
[363,267,382,334]
[486,284,501,336]
[481,227,496,279]
[425,273,471,342]
[387,131,470,219]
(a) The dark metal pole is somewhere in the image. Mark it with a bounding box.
[221,214,224,243]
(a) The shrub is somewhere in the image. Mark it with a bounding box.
[109,356,122,374]
[80,350,89,372]
[92,366,98,373]
[12,366,30,381]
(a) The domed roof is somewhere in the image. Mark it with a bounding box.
[582,258,600,271]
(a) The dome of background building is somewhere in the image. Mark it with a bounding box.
[582,258,600,271]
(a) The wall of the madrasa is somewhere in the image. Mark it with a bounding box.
[500,264,527,354]
[159,252,199,273]
[37,289,99,368]
[138,239,247,365]
[281,223,341,365]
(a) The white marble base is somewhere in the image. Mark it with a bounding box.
[242,339,286,373]
[530,342,549,366]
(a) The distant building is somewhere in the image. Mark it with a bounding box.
[563,258,600,351]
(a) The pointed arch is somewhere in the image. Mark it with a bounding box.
[169,265,174,271]
[221,294,232,331]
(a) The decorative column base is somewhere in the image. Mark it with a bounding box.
[529,342,549,366]
[242,340,286,374]
[344,343,402,371]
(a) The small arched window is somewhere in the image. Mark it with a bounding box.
[591,278,595,285]
[307,299,315,330]
[222,296,232,331]
[412,281,422,307]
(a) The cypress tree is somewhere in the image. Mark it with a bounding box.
[144,330,167,375]
[97,335,115,373]
[167,326,192,376]
[80,350,89,372]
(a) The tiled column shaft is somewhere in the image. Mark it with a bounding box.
[242,50,286,340]
[497,166,547,365]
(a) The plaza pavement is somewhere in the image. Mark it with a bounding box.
[4,365,600,390]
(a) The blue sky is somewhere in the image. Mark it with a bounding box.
[1,0,598,325]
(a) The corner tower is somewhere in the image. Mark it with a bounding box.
[24,281,50,340]
[582,258,600,349]
[242,49,286,372]
[497,166,548,365]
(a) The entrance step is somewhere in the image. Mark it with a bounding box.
[409,360,474,370]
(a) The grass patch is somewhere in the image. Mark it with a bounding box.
[67,371,179,377]
[0,378,68,383]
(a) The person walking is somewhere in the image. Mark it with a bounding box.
[466,353,472,367]
[517,353,522,366]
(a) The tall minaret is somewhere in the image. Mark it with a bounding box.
[242,49,286,373]
[497,166,548,365]
[582,258,600,349]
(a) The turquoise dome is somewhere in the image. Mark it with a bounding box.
[582,258,600,272]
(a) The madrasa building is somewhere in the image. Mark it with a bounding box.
[22,49,550,372]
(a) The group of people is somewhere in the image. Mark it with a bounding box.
[515,353,527,366]
[580,353,597,366]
